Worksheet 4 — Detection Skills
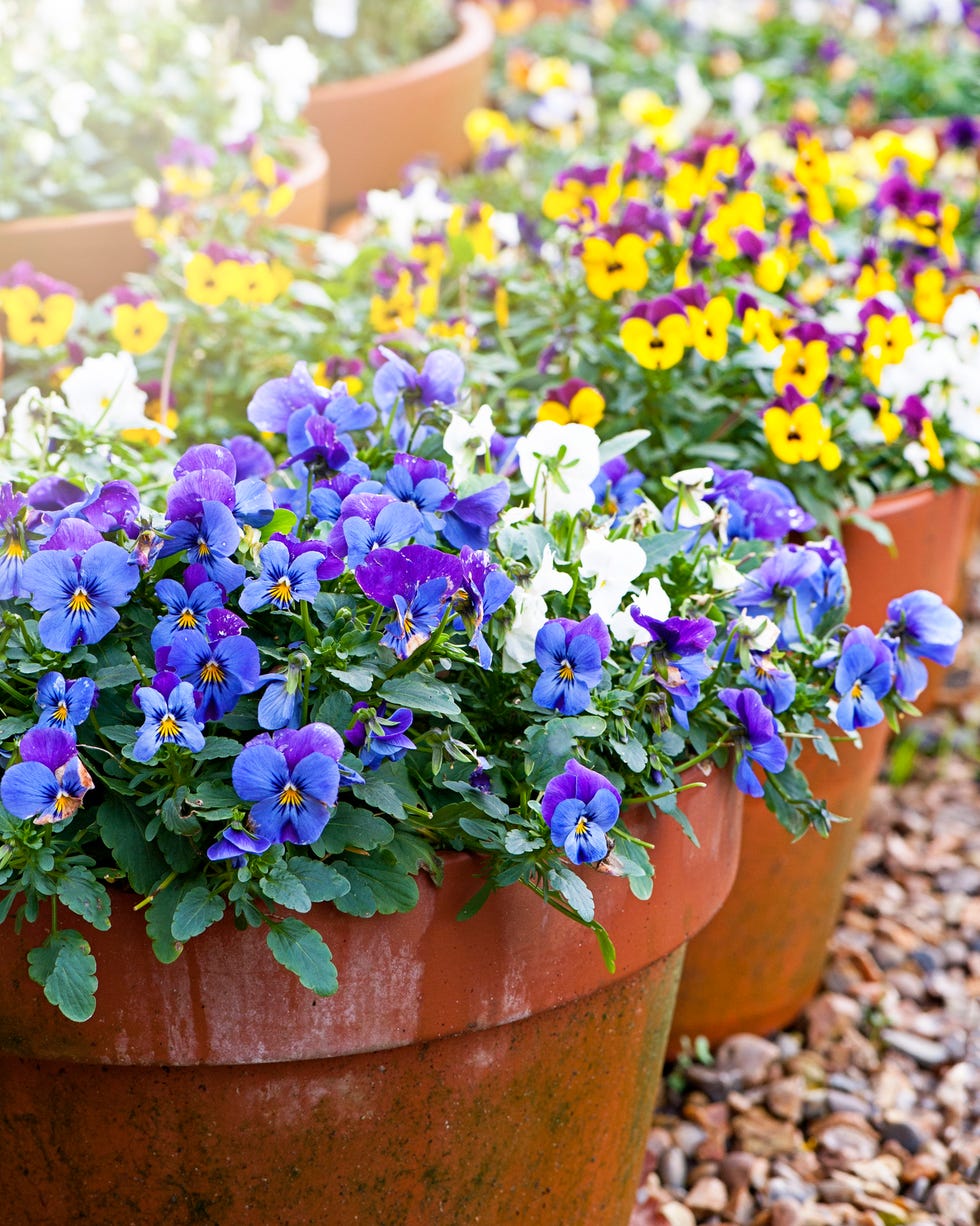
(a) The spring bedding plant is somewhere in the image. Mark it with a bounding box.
[0,0,317,222]
[0,339,962,1022]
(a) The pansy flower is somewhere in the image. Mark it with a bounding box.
[537,379,606,428]
[35,672,97,735]
[0,484,30,600]
[580,232,649,301]
[167,628,261,722]
[345,703,415,771]
[719,687,788,798]
[0,728,93,825]
[21,541,140,652]
[833,627,894,731]
[151,577,225,650]
[132,683,206,763]
[620,297,690,370]
[542,759,622,865]
[231,723,343,845]
[240,540,323,613]
[533,615,609,716]
[881,590,963,701]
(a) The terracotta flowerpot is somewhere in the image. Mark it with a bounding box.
[0,137,330,301]
[305,2,494,215]
[0,766,740,1226]
[842,483,975,712]
[669,723,889,1052]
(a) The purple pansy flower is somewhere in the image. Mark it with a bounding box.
[629,612,717,729]
[0,484,29,600]
[345,703,415,770]
[240,540,323,613]
[151,577,225,650]
[167,628,261,722]
[372,346,466,411]
[541,759,622,864]
[231,723,343,844]
[206,826,274,864]
[881,590,962,702]
[719,687,789,798]
[21,541,140,652]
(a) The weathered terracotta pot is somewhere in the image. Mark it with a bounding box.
[305,2,494,215]
[0,137,329,301]
[842,483,974,712]
[0,766,741,1226]
[669,722,889,1052]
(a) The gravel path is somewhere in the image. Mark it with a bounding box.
[633,542,980,1226]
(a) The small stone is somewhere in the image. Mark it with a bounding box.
[826,1089,874,1119]
[804,994,862,1047]
[658,1147,688,1190]
[936,1061,976,1116]
[810,1115,880,1166]
[926,1182,978,1225]
[655,1203,698,1226]
[684,1176,728,1215]
[714,1034,783,1087]
[731,1106,805,1159]
[766,1075,807,1123]
[878,1120,923,1155]
[879,1029,951,1068]
[853,1193,909,1224]
[673,1122,707,1158]
[769,1202,804,1226]
[718,1151,767,1194]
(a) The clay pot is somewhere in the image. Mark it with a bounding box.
[305,2,494,215]
[0,137,330,301]
[842,482,975,712]
[0,766,740,1226]
[670,722,889,1051]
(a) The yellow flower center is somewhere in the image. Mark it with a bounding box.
[4,538,25,559]
[68,587,94,614]
[53,703,69,724]
[279,783,303,810]
[558,660,575,682]
[269,577,294,607]
[157,714,181,741]
[200,660,225,685]
[177,608,199,630]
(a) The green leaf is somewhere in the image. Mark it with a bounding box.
[333,858,420,916]
[314,804,394,855]
[266,917,338,996]
[56,866,111,931]
[457,878,494,921]
[195,737,244,761]
[93,662,140,689]
[259,863,312,912]
[27,929,97,1022]
[640,530,692,571]
[259,508,298,542]
[597,429,650,463]
[284,859,351,904]
[504,829,547,854]
[144,887,183,963]
[171,886,226,941]
[96,799,171,895]
[0,715,36,739]
[379,675,461,717]
[547,864,595,923]
[610,738,648,772]
[352,777,406,822]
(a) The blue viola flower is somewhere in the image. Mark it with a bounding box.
[345,703,415,770]
[233,476,275,530]
[248,362,375,436]
[541,759,622,864]
[21,541,140,652]
[0,483,30,600]
[533,616,609,716]
[167,628,261,722]
[630,612,717,729]
[706,466,815,542]
[0,728,93,824]
[283,412,357,472]
[151,577,225,650]
[35,672,97,734]
[206,826,274,864]
[881,589,963,701]
[161,499,246,594]
[833,626,894,731]
[382,576,450,658]
[383,454,453,544]
[225,434,275,481]
[451,546,516,669]
[591,457,645,526]
[733,545,825,647]
[342,499,423,570]
[231,723,344,845]
[258,651,310,731]
[719,687,789,798]
[240,540,323,614]
[47,479,141,537]
[373,346,465,412]
[740,653,797,714]
[441,481,510,551]
[132,683,206,763]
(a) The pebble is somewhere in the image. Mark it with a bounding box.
[767,1075,807,1122]
[658,1147,688,1190]
[684,1175,728,1215]
[714,1034,783,1087]
[879,1029,951,1068]
[926,1182,978,1224]
[877,1120,924,1155]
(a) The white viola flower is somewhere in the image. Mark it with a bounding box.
[488,210,521,248]
[501,546,572,671]
[732,612,780,653]
[877,338,935,401]
[62,352,159,436]
[516,421,601,523]
[674,63,713,140]
[730,72,764,133]
[49,81,95,139]
[218,63,266,144]
[314,0,359,37]
[365,177,454,249]
[709,556,744,592]
[943,291,980,365]
[610,577,671,644]
[22,128,54,167]
[256,36,319,122]
[903,440,931,480]
[662,466,716,528]
[443,403,496,483]
[4,388,68,463]
[946,391,980,444]
[578,530,647,621]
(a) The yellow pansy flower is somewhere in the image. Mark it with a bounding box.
[184,254,243,308]
[464,108,518,153]
[369,270,417,334]
[580,233,648,300]
[861,313,915,385]
[537,381,605,428]
[913,268,946,324]
[687,296,733,362]
[620,307,690,371]
[867,128,937,184]
[447,203,497,261]
[742,307,782,352]
[921,419,945,470]
[773,338,830,399]
[494,285,510,329]
[0,286,75,348]
[236,262,280,307]
[111,300,168,355]
[763,402,839,469]
[526,57,575,93]
[754,247,795,294]
[428,318,478,351]
[703,192,766,260]
[793,135,830,190]
[855,257,896,300]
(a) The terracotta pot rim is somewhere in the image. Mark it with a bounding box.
[0,134,329,239]
[309,2,494,105]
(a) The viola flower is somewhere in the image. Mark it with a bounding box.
[441,481,509,552]
[373,346,465,412]
[206,826,274,864]
[0,728,93,825]
[35,672,97,734]
[184,250,244,307]
[345,703,415,771]
[240,541,323,613]
[258,650,310,731]
[541,759,622,865]
[740,653,797,714]
[162,500,246,593]
[0,484,29,600]
[516,420,601,522]
[687,294,733,362]
[620,298,690,371]
[881,590,963,701]
[132,683,206,763]
[329,493,424,570]
[382,576,450,658]
[21,541,140,652]
[591,456,645,526]
[580,233,649,301]
[450,547,516,669]
[537,379,606,428]
[62,352,161,436]
[773,337,830,399]
[167,628,261,722]
[533,616,609,716]
[502,546,573,670]
[833,627,894,732]
[151,578,225,649]
[719,687,788,799]
[629,612,717,727]
[111,296,168,356]
[369,269,417,333]
[0,280,75,347]
[231,723,343,845]
[577,530,647,621]
[763,398,841,471]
